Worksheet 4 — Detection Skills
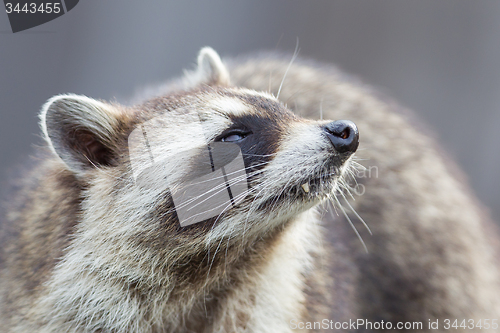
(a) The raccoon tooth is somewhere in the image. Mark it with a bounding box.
[301,183,310,193]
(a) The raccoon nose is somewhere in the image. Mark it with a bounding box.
[323,120,359,154]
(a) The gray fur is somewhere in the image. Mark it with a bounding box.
[0,48,498,332]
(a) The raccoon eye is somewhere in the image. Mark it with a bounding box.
[222,134,244,142]
[216,130,251,142]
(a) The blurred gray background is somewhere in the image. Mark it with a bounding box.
[1,0,499,221]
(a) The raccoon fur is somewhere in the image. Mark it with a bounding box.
[0,47,498,332]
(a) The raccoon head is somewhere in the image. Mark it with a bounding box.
[39,47,358,277]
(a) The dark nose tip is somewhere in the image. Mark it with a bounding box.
[323,120,359,154]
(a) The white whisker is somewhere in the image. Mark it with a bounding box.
[339,191,372,235]
[332,195,368,253]
[277,38,300,99]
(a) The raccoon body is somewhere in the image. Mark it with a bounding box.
[0,48,498,332]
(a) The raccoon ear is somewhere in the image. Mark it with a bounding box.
[40,94,123,174]
[184,47,230,87]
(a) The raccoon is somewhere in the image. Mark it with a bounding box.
[0,47,498,333]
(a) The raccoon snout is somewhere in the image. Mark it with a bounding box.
[323,120,359,154]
